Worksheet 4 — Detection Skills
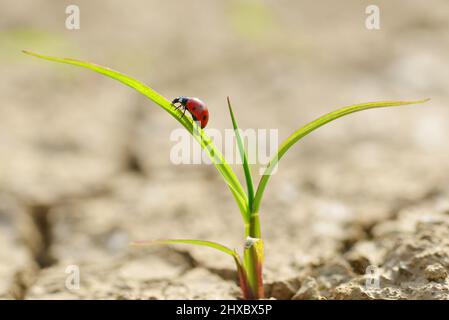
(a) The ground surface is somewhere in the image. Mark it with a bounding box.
[1,0,449,299]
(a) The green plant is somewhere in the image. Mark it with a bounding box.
[23,50,429,299]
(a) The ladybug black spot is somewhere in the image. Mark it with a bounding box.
[202,115,207,120]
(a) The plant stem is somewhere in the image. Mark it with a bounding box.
[251,212,264,298]
[243,211,264,299]
[249,213,261,238]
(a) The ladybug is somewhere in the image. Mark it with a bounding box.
[172,96,209,129]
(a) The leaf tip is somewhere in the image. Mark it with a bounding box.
[411,98,431,105]
[22,50,41,59]
[129,240,150,247]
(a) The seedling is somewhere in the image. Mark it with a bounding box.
[23,50,429,299]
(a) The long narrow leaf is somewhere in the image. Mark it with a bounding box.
[131,239,252,298]
[131,239,237,257]
[227,97,254,212]
[23,50,249,221]
[252,99,430,213]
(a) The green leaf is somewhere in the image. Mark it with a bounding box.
[23,50,249,222]
[131,239,237,257]
[227,97,255,212]
[131,238,253,299]
[252,99,430,213]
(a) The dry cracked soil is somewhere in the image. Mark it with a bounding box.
[1,0,449,299]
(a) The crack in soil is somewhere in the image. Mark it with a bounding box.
[9,203,58,299]
[340,187,442,255]
[8,269,36,300]
[387,187,442,221]
[167,247,239,281]
[29,204,57,268]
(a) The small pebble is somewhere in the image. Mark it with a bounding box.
[424,263,447,282]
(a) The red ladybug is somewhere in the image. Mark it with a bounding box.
[172,96,209,129]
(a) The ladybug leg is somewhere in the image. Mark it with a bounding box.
[174,104,187,119]
[172,102,188,120]
[181,106,187,118]
[173,104,185,117]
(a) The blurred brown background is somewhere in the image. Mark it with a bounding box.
[1,0,449,299]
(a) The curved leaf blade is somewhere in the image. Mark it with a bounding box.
[131,239,253,299]
[253,99,430,213]
[23,50,249,221]
[227,97,254,212]
[131,239,237,257]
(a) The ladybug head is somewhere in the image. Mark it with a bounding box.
[171,96,188,105]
